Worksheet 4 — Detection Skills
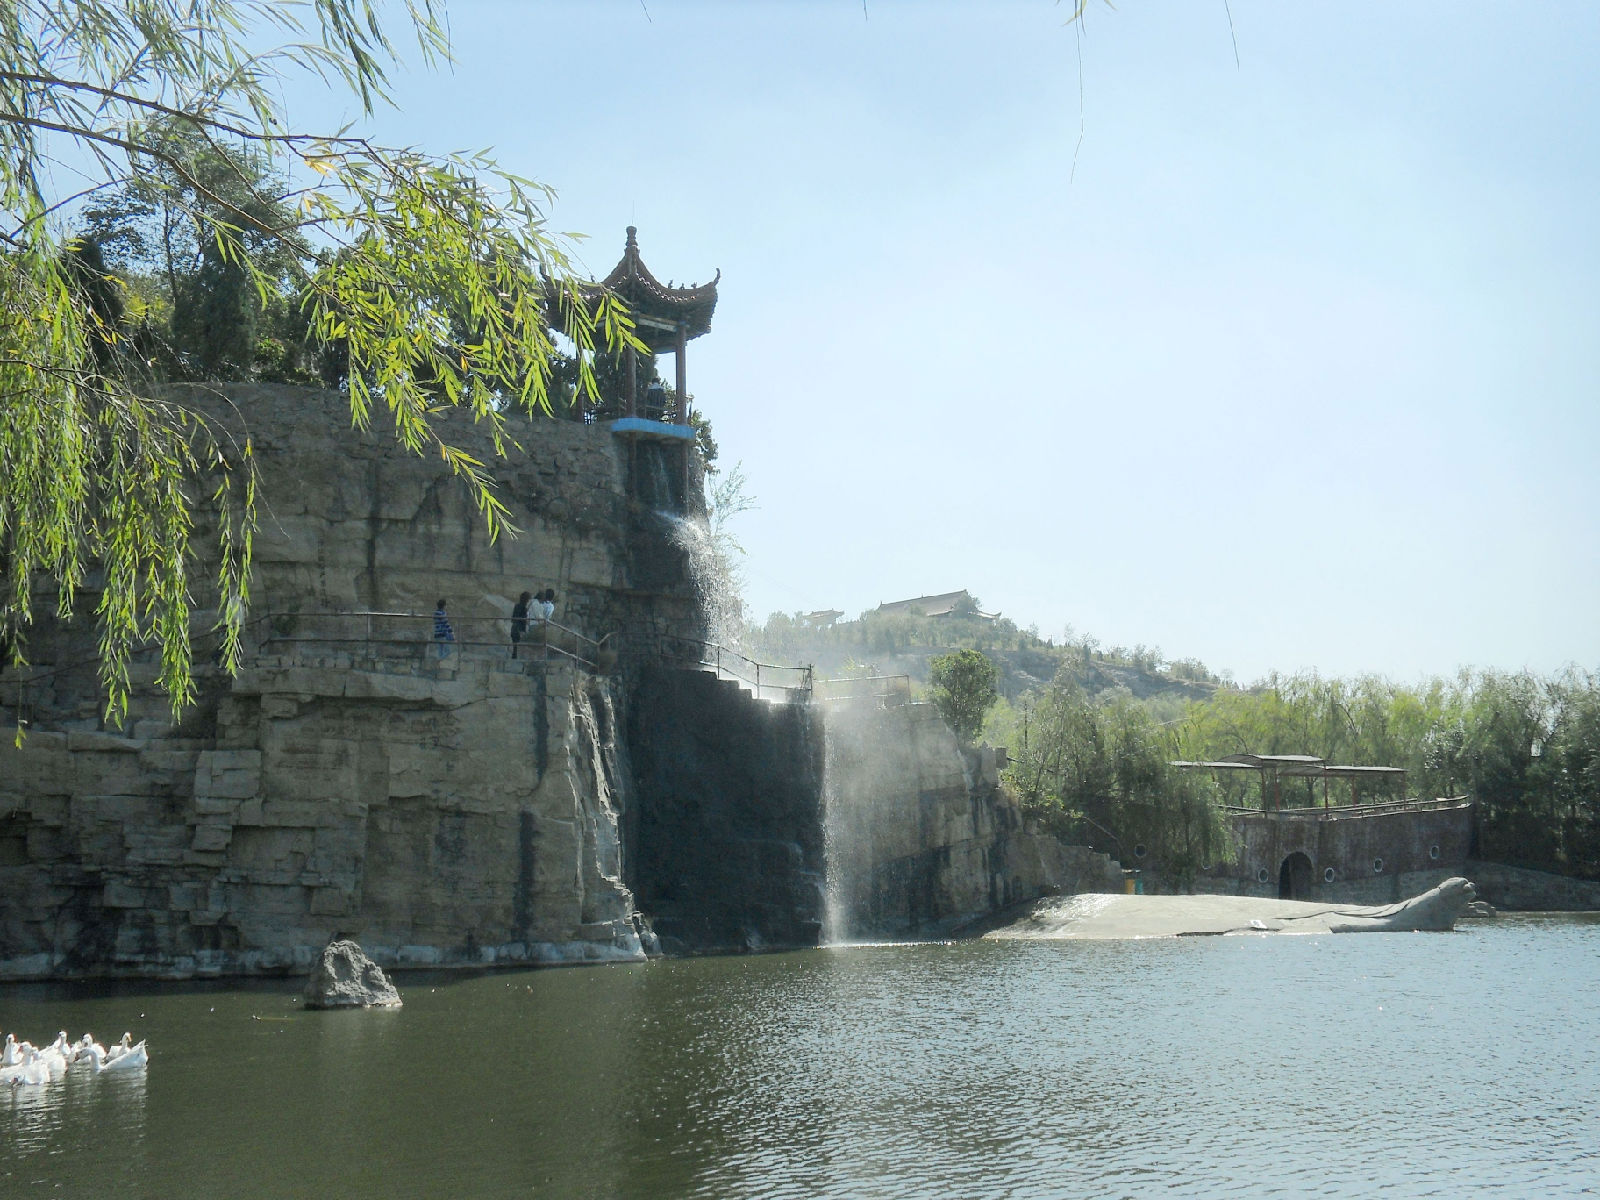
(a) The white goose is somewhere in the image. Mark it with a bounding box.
[4,1047,54,1086]
[103,1032,133,1063]
[72,1033,107,1067]
[98,1039,148,1072]
[1,1033,20,1066]
[36,1034,70,1081]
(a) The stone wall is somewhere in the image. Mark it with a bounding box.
[823,699,1124,939]
[1456,860,1600,911]
[1188,803,1475,904]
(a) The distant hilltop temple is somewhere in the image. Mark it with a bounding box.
[875,590,999,621]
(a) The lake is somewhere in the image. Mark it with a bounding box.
[4,914,1597,1199]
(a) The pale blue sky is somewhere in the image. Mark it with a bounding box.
[286,0,1599,683]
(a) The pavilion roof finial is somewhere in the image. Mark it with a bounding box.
[569,226,719,353]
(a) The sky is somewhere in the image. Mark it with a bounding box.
[280,0,1599,684]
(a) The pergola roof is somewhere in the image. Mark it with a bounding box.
[556,226,719,354]
[1173,754,1406,779]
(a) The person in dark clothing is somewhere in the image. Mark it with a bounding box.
[510,591,532,659]
[432,599,454,658]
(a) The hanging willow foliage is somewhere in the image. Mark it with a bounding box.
[0,1,642,729]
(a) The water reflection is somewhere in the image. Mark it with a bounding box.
[4,919,1599,1198]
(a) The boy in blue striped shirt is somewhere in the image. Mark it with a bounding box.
[433,599,454,658]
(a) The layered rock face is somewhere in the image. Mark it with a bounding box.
[0,386,689,978]
[822,699,1123,940]
[626,666,826,954]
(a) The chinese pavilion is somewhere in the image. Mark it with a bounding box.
[564,225,719,424]
[555,227,719,513]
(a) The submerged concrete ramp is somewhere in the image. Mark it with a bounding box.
[984,877,1478,939]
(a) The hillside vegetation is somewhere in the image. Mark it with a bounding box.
[746,607,1218,716]
[745,607,1600,886]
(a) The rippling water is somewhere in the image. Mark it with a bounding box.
[4,915,1597,1198]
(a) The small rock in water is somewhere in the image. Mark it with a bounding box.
[303,939,402,1010]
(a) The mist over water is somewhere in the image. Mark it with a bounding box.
[822,719,848,944]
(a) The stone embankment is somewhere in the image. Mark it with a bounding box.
[0,655,648,979]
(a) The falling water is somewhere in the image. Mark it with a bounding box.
[821,718,848,944]
[817,696,899,945]
[659,512,743,649]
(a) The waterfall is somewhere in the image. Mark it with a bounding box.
[818,698,891,944]
[821,717,852,943]
[635,442,682,511]
[659,512,743,649]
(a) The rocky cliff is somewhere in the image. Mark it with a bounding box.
[1,385,1114,979]
[823,697,1123,940]
[0,385,696,977]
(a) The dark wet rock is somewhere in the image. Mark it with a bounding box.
[304,939,402,1009]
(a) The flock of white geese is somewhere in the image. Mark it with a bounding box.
[2,1031,148,1086]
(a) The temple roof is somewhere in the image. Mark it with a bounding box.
[559,227,719,354]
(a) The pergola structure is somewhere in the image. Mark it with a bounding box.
[562,226,719,423]
[1171,753,1408,813]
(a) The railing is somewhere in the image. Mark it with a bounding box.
[1222,796,1471,820]
[256,610,608,671]
[656,634,813,702]
[814,674,913,704]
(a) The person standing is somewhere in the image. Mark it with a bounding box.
[510,591,531,659]
[537,588,556,657]
[433,599,454,658]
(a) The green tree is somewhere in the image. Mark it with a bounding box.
[81,120,318,382]
[1007,673,1233,889]
[1,0,640,725]
[929,648,999,745]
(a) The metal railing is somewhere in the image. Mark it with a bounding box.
[1222,796,1471,821]
[815,674,913,704]
[255,610,608,671]
[656,634,813,701]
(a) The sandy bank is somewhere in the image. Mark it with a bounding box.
[983,879,1477,939]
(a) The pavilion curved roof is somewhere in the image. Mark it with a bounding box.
[559,226,719,354]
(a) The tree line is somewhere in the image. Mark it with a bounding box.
[995,665,1600,885]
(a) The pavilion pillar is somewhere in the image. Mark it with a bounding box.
[626,344,637,418]
[675,321,688,424]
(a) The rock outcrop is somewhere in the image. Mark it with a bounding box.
[304,939,402,1008]
[626,665,825,954]
[822,697,1123,940]
[0,385,1133,978]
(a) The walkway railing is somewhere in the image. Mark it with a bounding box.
[814,674,913,704]
[255,610,607,671]
[656,634,813,702]
[1221,796,1471,821]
